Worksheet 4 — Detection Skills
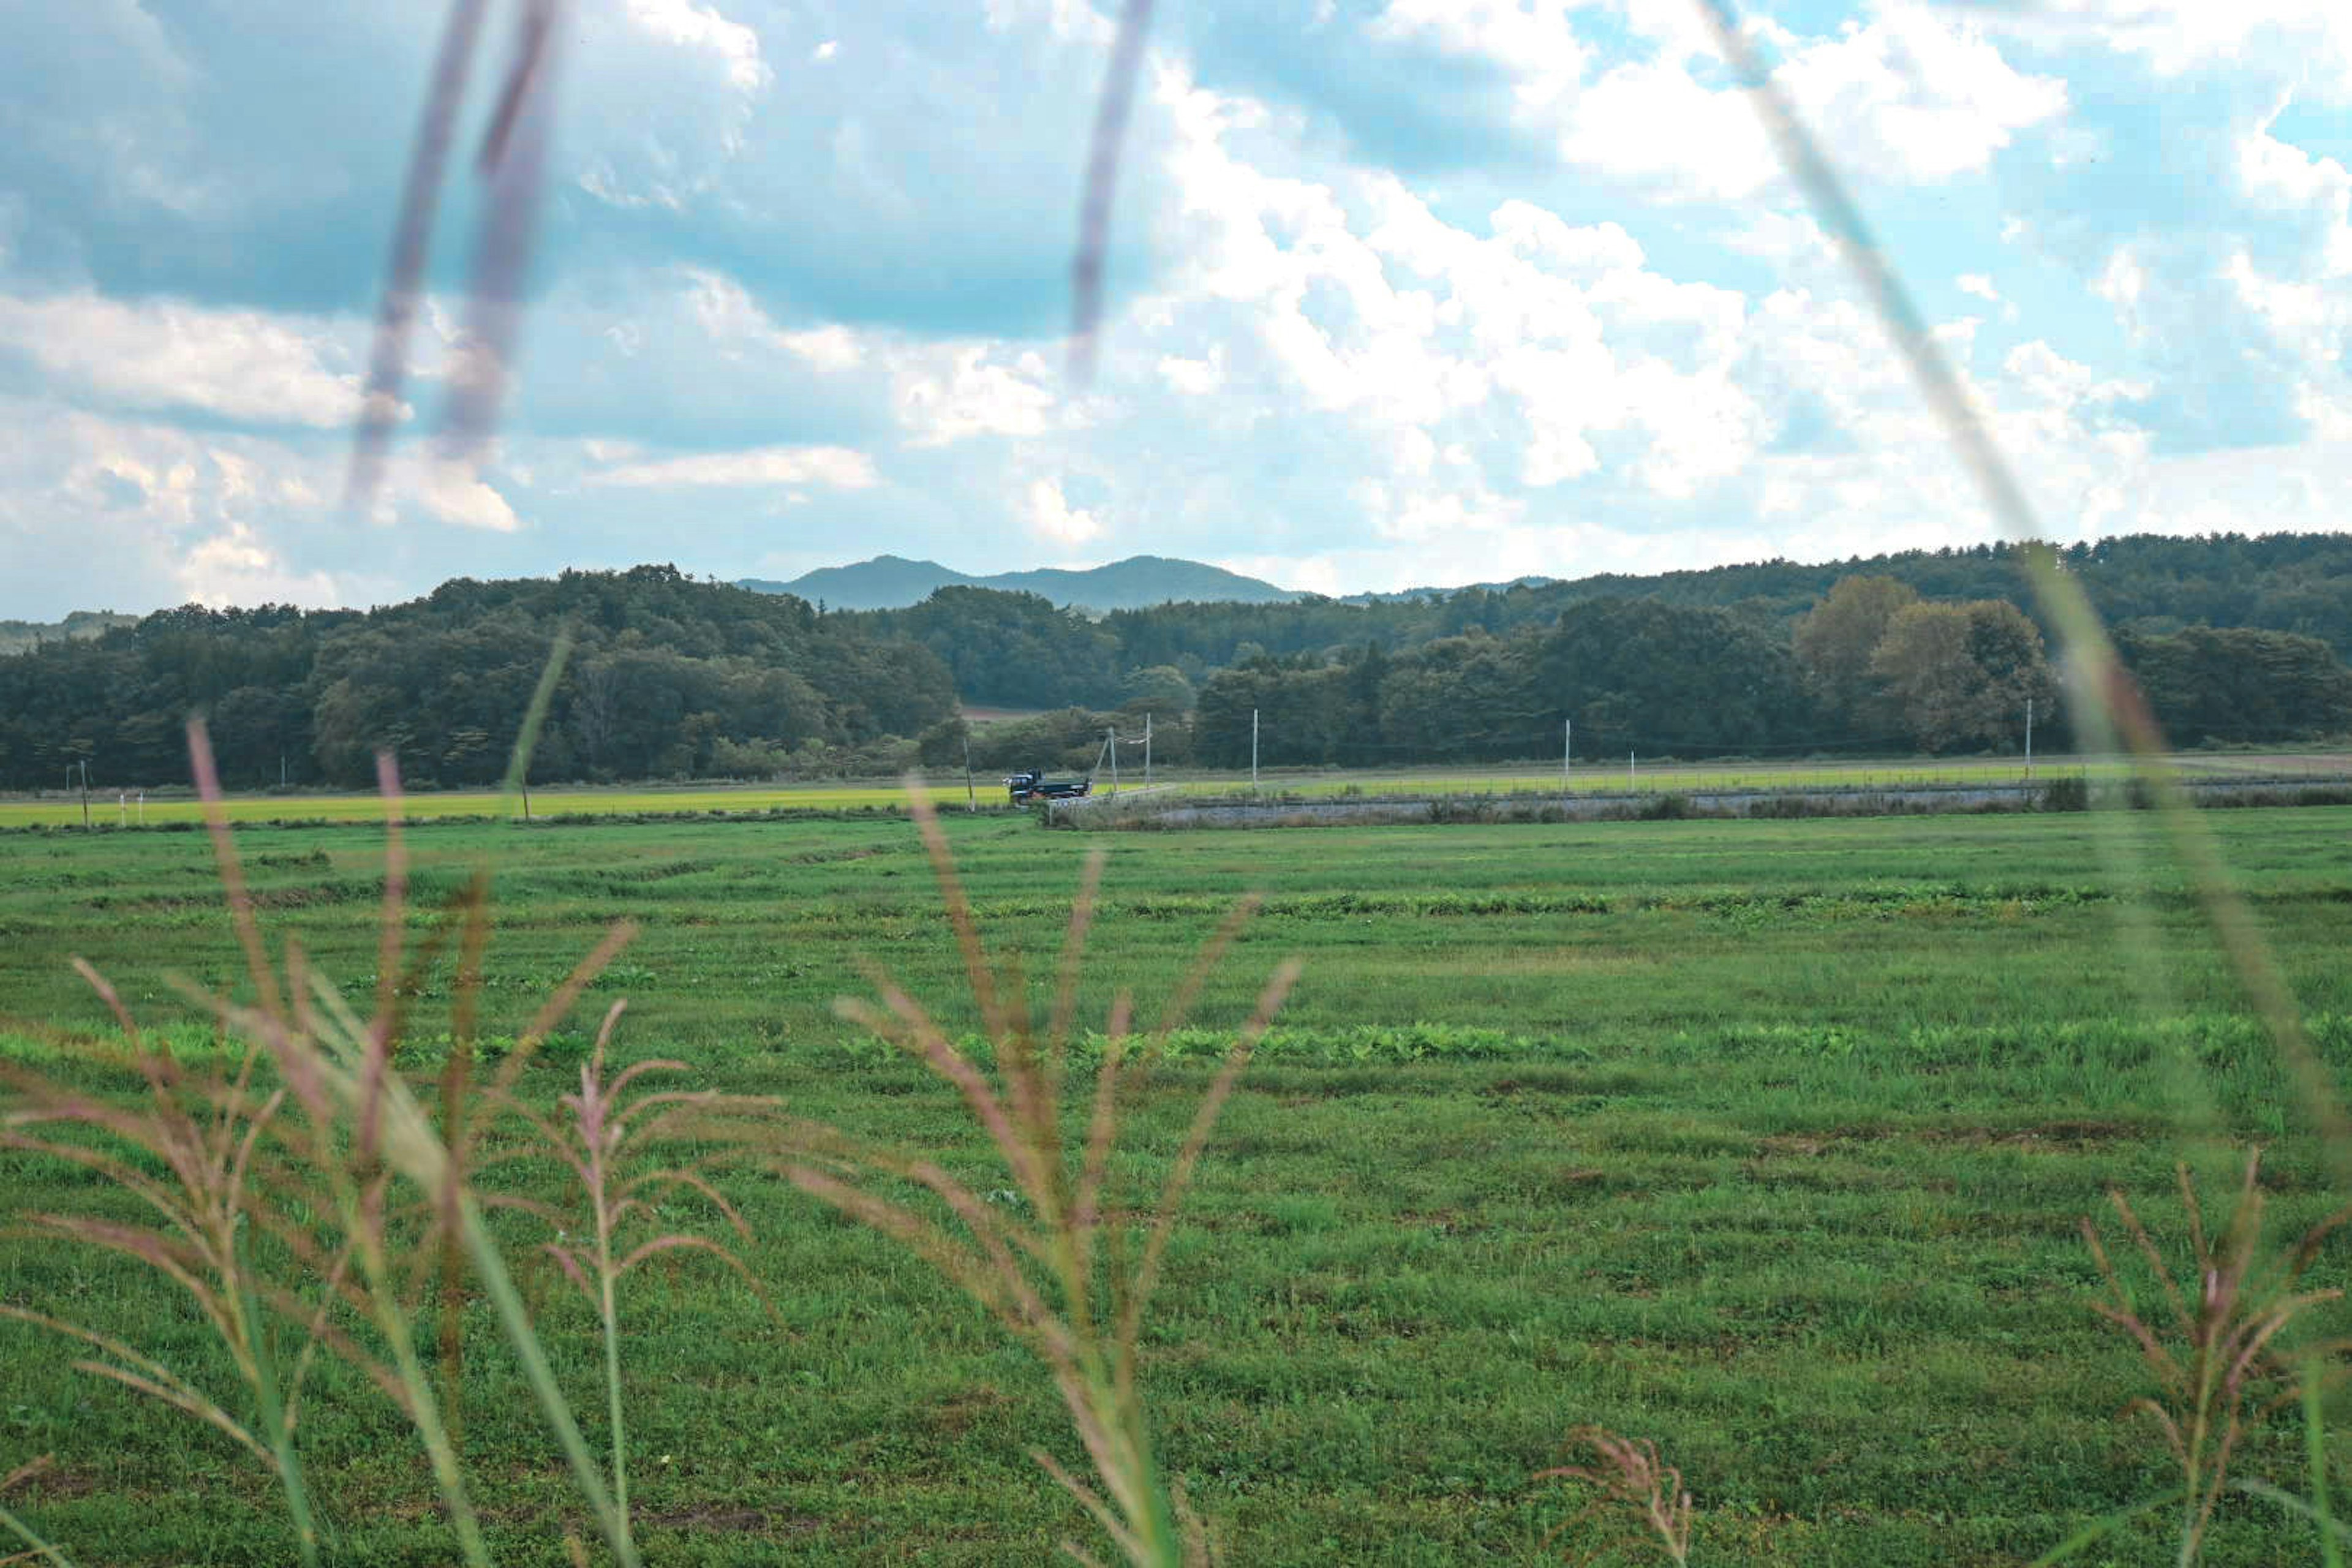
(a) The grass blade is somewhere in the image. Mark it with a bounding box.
[2029,1489,2183,1566]
[2304,1364,2346,1568]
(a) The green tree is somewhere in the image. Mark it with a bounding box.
[1869,600,2056,753]
[1118,664,1196,714]
[1792,576,1920,737]
[2119,626,2352,745]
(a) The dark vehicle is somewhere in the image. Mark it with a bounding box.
[1006,770,1091,804]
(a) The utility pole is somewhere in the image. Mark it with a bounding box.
[1144,712,1153,788]
[962,729,978,813]
[2025,696,2034,780]
[119,791,127,828]
[1563,718,1572,792]
[1107,725,1119,794]
[1628,750,1635,793]
[79,758,91,830]
[1251,708,1259,791]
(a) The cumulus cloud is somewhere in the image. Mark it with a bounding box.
[895,347,1063,446]
[0,291,371,428]
[409,458,523,532]
[1025,476,1103,546]
[178,521,345,608]
[5,0,2352,618]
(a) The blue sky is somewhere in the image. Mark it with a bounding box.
[1,0,2347,617]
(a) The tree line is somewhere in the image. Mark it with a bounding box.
[839,531,2352,712]
[1169,584,2348,767]
[4,539,2347,794]
[0,567,954,791]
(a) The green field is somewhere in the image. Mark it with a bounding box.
[4,747,2345,830]
[4,807,2351,1563]
[0,782,919,830]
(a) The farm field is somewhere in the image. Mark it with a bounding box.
[0,781,918,830]
[2,746,2346,829]
[4,807,2352,1563]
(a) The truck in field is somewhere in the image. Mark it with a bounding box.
[1006,770,1091,805]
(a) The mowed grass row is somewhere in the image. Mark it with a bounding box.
[4,747,2345,829]
[0,782,919,829]
[3,809,2351,1563]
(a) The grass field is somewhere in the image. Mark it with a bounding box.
[4,807,2351,1562]
[4,747,2345,830]
[0,782,918,830]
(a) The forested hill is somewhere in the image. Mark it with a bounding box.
[837,532,2352,712]
[0,567,954,791]
[1114,532,2352,677]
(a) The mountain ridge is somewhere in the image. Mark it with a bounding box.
[739,554,1304,611]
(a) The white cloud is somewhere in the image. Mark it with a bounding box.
[1982,0,2352,90]
[1772,4,2067,185]
[682,270,864,370]
[1025,476,1102,545]
[178,521,344,608]
[623,0,771,92]
[2235,119,2352,276]
[1157,352,1224,395]
[0,291,370,428]
[895,347,1061,445]
[1369,0,1589,128]
[410,458,523,532]
[1402,0,2067,200]
[1555,55,1779,200]
[587,443,879,488]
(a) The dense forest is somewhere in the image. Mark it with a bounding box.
[834,531,2352,710]
[2,535,2348,793]
[0,567,953,791]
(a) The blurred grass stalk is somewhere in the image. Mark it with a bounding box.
[782,789,1298,1566]
[1683,2,2352,1551]
[1687,0,2350,1173]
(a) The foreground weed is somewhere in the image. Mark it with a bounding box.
[1535,1427,1692,1566]
[781,790,1298,1566]
[0,722,646,1568]
[2043,1151,2350,1566]
[0,985,336,1565]
[493,998,772,1558]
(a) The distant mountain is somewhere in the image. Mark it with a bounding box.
[741,554,1302,612]
[0,610,139,656]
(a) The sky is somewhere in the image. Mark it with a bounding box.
[1,0,2348,619]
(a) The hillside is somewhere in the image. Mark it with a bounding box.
[0,611,138,657]
[0,567,952,791]
[741,554,1302,611]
